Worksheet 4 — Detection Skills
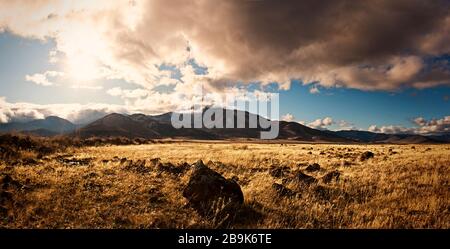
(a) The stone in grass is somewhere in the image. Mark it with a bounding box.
[305,163,320,172]
[360,151,374,161]
[182,160,244,224]
[322,170,341,184]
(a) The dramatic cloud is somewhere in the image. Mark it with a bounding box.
[281,113,295,122]
[1,0,449,98]
[369,116,450,135]
[25,71,64,86]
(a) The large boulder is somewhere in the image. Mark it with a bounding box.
[182,160,244,220]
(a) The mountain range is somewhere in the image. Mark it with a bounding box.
[1,109,448,143]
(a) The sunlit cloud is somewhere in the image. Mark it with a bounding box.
[281,113,295,122]
[25,71,64,86]
[1,0,448,98]
[369,116,450,135]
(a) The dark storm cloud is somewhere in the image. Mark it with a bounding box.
[131,0,450,90]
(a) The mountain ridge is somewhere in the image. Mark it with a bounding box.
[1,110,448,143]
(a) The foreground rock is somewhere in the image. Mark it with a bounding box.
[182,160,244,221]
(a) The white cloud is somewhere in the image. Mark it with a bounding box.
[337,120,356,130]
[25,71,64,86]
[106,87,149,99]
[0,97,127,124]
[368,116,450,135]
[281,113,295,122]
[308,117,334,129]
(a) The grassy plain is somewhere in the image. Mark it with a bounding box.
[1,140,449,228]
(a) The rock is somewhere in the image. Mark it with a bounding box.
[0,174,22,189]
[124,159,151,174]
[149,158,161,165]
[322,170,341,184]
[57,157,92,166]
[182,160,244,219]
[342,161,352,167]
[272,183,296,197]
[0,174,12,187]
[269,166,290,178]
[157,162,190,175]
[284,171,317,186]
[22,158,38,165]
[0,190,13,205]
[360,151,374,161]
[0,205,7,216]
[305,163,320,172]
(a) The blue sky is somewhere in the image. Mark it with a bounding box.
[0,31,449,131]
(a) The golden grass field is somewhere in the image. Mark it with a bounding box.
[1,140,449,228]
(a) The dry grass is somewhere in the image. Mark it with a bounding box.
[1,140,449,228]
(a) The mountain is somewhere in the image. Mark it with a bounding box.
[278,121,349,142]
[74,113,160,139]
[0,116,76,135]
[73,109,353,142]
[1,111,448,143]
[333,130,442,144]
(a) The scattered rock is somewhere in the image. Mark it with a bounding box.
[269,166,290,178]
[272,183,296,197]
[360,151,374,161]
[0,190,13,206]
[182,160,244,219]
[305,163,321,172]
[0,174,22,189]
[342,161,352,167]
[0,174,13,188]
[322,170,341,184]
[284,171,317,186]
[157,162,190,175]
[0,205,7,216]
[56,156,92,166]
[124,159,151,174]
[22,158,38,165]
[312,185,332,200]
[83,172,99,179]
[149,158,161,165]
[148,188,166,204]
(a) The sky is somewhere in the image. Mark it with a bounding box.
[0,0,449,134]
